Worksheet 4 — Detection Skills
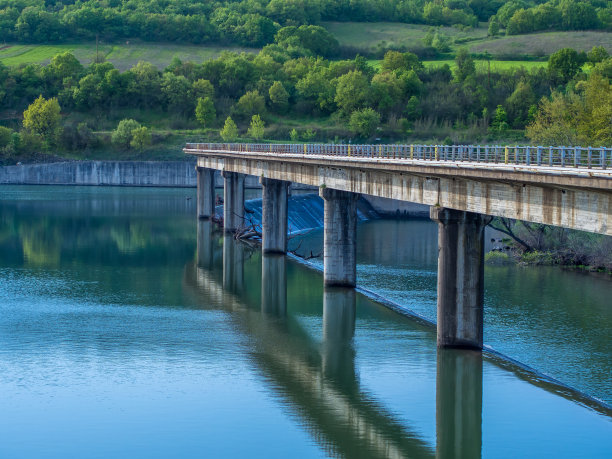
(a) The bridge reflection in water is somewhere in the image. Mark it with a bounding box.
[185,220,484,458]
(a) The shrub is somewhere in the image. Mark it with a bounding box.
[112,119,142,149]
[220,116,238,141]
[349,108,381,138]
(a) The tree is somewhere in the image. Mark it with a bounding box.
[233,90,266,120]
[111,119,142,148]
[491,105,509,131]
[548,48,585,85]
[587,46,609,66]
[334,70,370,115]
[220,116,238,141]
[290,128,299,141]
[488,17,500,36]
[195,97,216,128]
[455,48,475,82]
[247,114,265,140]
[268,81,289,112]
[22,95,62,146]
[348,108,380,138]
[193,79,215,99]
[130,126,152,150]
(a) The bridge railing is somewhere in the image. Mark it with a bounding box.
[185,143,611,170]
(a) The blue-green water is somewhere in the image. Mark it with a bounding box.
[0,186,611,458]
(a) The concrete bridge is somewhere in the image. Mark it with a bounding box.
[184,142,612,350]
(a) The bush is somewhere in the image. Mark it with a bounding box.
[111,119,151,150]
[348,108,380,138]
[0,126,13,148]
[220,116,238,141]
[485,251,514,265]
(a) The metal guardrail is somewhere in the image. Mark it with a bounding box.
[185,143,612,170]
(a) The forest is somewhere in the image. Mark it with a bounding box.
[1,0,611,47]
[0,27,610,161]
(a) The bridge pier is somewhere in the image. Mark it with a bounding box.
[322,287,356,382]
[196,167,216,219]
[261,177,289,254]
[222,171,245,233]
[320,188,359,288]
[431,207,492,349]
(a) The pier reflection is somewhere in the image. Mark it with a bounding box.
[223,234,244,293]
[186,231,436,458]
[436,349,483,459]
[261,254,286,317]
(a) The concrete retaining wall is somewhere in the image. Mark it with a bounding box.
[0,161,197,187]
[0,161,318,190]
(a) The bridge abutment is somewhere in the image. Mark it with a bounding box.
[196,167,216,219]
[431,207,492,349]
[261,177,289,254]
[222,171,245,233]
[320,188,359,288]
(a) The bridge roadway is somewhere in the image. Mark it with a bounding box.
[185,142,612,350]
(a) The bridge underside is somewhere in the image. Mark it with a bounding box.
[195,154,611,236]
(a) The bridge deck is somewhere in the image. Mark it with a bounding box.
[185,143,612,235]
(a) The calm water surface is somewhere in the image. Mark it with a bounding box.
[0,186,610,458]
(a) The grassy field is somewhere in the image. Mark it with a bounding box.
[323,21,486,50]
[471,31,612,56]
[0,42,256,69]
[325,22,612,57]
[367,58,547,71]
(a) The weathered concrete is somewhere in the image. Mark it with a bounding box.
[364,195,430,218]
[0,161,197,187]
[320,188,359,287]
[261,177,289,254]
[196,168,216,219]
[192,152,612,235]
[222,171,245,233]
[431,207,492,349]
[261,254,287,317]
[436,348,483,458]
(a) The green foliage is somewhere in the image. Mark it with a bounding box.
[268,81,289,112]
[233,90,266,120]
[454,48,475,82]
[195,97,216,128]
[193,79,215,100]
[548,48,586,84]
[485,251,514,265]
[290,128,299,141]
[348,108,381,138]
[335,70,370,115]
[491,105,509,132]
[527,72,612,146]
[247,114,265,140]
[587,46,609,66]
[488,18,500,37]
[111,119,142,149]
[130,126,152,150]
[220,116,238,141]
[22,95,62,146]
[0,126,13,148]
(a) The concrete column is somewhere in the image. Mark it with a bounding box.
[322,287,356,383]
[222,171,245,233]
[223,235,244,293]
[196,219,215,270]
[260,177,289,254]
[430,207,492,349]
[436,348,483,459]
[196,167,216,219]
[261,254,286,317]
[320,188,359,288]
